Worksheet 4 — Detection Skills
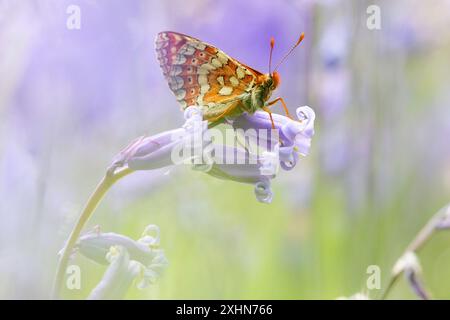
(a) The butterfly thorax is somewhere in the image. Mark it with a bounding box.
[243,73,279,113]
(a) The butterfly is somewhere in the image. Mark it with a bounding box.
[155,31,304,127]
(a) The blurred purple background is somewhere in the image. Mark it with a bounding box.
[2,0,450,299]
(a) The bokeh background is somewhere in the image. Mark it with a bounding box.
[1,0,450,299]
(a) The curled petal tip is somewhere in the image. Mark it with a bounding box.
[280,161,296,171]
[138,225,161,247]
[254,180,273,203]
[296,105,315,121]
[296,106,316,136]
[279,146,299,170]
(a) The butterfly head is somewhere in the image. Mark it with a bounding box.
[258,72,280,97]
[270,71,281,90]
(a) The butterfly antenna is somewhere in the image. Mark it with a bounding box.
[269,37,275,74]
[273,32,305,72]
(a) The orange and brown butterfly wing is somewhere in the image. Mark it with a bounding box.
[155,31,262,120]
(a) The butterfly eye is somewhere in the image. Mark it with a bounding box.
[271,71,281,89]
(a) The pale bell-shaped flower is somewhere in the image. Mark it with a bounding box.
[87,246,139,300]
[110,106,209,171]
[108,105,316,203]
[76,225,169,299]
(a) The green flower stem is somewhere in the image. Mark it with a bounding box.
[51,167,134,299]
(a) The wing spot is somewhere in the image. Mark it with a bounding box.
[179,45,195,55]
[169,76,184,90]
[199,64,216,72]
[200,84,210,94]
[173,54,187,64]
[198,74,208,86]
[211,59,222,68]
[217,76,225,86]
[236,67,245,79]
[217,52,228,64]
[169,66,182,76]
[219,86,233,96]
[193,42,206,50]
[197,94,204,104]
[229,76,239,87]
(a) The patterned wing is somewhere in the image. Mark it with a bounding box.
[155,31,261,119]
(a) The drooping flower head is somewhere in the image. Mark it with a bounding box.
[110,106,315,203]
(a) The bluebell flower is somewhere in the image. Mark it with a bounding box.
[76,225,168,299]
[110,106,315,203]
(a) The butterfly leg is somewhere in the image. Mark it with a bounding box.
[262,106,276,129]
[266,97,294,120]
[263,106,287,147]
